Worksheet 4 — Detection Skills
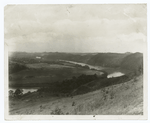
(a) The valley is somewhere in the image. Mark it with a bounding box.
[8,52,143,115]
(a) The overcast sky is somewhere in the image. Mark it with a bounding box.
[4,4,147,53]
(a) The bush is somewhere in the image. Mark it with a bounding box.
[9,63,27,74]
[110,92,115,99]
[9,90,14,97]
[14,88,23,98]
[51,107,64,115]
[37,74,98,95]
[133,77,138,82]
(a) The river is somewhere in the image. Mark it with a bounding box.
[60,60,125,78]
[60,60,104,70]
[107,72,125,78]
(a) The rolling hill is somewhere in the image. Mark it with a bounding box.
[87,52,143,73]
[9,52,143,74]
[120,52,143,72]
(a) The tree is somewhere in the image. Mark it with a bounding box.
[139,65,143,74]
[9,90,14,97]
[101,72,108,78]
[83,65,90,69]
[51,107,64,115]
[14,89,23,98]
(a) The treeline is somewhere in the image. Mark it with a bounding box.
[68,63,91,69]
[72,71,139,96]
[9,62,27,74]
[9,88,23,98]
[37,74,99,95]
[37,71,136,97]
[10,72,137,98]
[10,57,64,64]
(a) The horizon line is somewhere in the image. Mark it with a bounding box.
[8,51,143,54]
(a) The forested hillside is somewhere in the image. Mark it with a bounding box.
[87,52,143,73]
[87,53,129,67]
[120,52,143,73]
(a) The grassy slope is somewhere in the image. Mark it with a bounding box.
[9,75,143,115]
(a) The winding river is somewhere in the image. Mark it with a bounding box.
[60,60,104,70]
[60,60,125,78]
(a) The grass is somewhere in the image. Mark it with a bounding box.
[26,63,74,69]
[72,76,143,115]
[51,107,64,115]
[73,86,114,114]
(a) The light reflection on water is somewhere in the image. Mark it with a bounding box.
[60,60,104,70]
[9,88,38,94]
[9,73,125,94]
[107,72,124,78]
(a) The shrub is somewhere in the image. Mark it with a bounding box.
[9,63,27,74]
[72,101,76,106]
[134,77,138,82]
[110,92,115,99]
[51,107,64,115]
[9,90,14,97]
[14,88,23,98]
[66,112,69,115]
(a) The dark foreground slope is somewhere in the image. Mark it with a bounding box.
[9,75,143,115]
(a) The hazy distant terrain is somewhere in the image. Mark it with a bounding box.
[9,52,143,69]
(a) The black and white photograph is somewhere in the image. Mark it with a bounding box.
[4,3,148,120]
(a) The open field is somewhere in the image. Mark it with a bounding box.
[26,63,74,69]
[9,62,102,88]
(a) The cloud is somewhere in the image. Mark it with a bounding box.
[4,4,147,53]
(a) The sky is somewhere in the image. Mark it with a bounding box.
[4,4,147,53]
